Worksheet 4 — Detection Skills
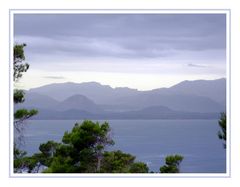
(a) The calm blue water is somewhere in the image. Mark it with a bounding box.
[21,119,226,173]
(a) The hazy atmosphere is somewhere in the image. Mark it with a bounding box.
[13,13,227,174]
[14,13,226,90]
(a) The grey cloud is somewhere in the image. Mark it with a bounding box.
[187,63,208,68]
[14,14,226,39]
[14,13,226,61]
[43,76,65,79]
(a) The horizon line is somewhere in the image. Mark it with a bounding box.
[19,77,226,91]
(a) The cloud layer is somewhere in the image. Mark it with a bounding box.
[14,13,226,90]
[14,14,226,59]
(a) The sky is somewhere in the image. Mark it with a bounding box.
[14,13,226,90]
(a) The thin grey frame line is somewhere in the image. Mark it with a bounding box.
[9,9,13,179]
[10,8,231,11]
[9,9,231,178]
[10,174,230,179]
[227,9,231,178]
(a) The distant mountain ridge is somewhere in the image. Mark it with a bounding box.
[56,94,103,113]
[164,78,226,104]
[27,104,220,120]
[16,78,226,119]
[28,81,138,104]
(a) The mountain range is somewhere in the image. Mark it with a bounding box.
[15,78,226,119]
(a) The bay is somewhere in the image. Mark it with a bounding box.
[21,119,226,173]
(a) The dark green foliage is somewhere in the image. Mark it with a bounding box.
[14,89,25,104]
[46,120,114,173]
[100,150,149,173]
[14,141,60,173]
[165,154,183,166]
[14,153,47,173]
[218,112,226,149]
[13,43,38,172]
[100,150,135,173]
[14,144,36,173]
[14,143,27,159]
[18,156,39,173]
[129,162,149,173]
[14,109,38,119]
[159,165,179,173]
[14,43,26,60]
[14,144,27,171]
[39,140,59,157]
[62,120,114,172]
[14,109,38,134]
[13,43,38,134]
[15,119,183,174]
[36,141,60,167]
[62,121,114,149]
[45,156,76,173]
[160,154,184,173]
[14,43,29,82]
[27,121,149,173]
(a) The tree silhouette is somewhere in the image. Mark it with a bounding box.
[13,43,38,172]
[13,43,38,143]
[160,154,184,173]
[218,112,226,149]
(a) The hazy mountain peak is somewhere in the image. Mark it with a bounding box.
[170,77,226,89]
[62,94,95,104]
[57,94,102,113]
[167,78,226,105]
[80,81,103,86]
[114,87,138,91]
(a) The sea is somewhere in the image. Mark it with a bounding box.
[20,119,226,173]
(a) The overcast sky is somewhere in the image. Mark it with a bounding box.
[14,13,226,90]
